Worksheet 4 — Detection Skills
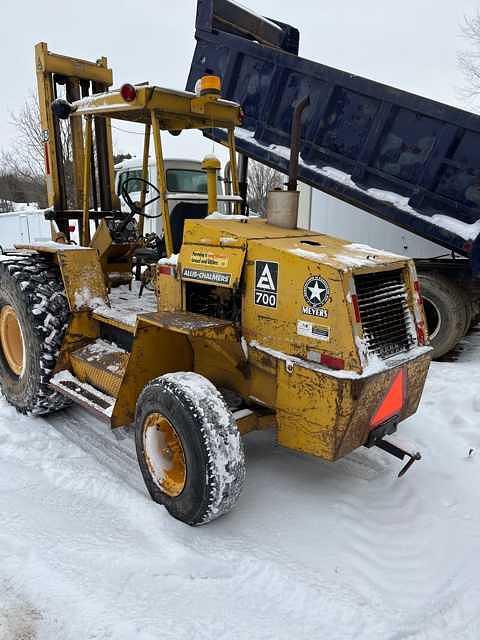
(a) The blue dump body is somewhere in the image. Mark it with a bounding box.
[187,0,480,274]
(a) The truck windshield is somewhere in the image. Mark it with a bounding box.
[166,169,207,194]
[117,170,148,195]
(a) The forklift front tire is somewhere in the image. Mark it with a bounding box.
[0,254,71,415]
[135,372,246,526]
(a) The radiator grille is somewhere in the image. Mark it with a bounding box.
[354,269,415,359]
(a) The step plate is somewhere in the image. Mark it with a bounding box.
[50,370,115,423]
[70,340,129,397]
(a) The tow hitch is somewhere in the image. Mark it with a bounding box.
[365,417,422,477]
[375,439,422,478]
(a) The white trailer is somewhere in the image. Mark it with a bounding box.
[0,159,220,251]
[298,184,446,259]
[0,210,52,250]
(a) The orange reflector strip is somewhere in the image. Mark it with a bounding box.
[158,265,175,276]
[370,368,405,428]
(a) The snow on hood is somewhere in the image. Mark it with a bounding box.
[289,240,406,272]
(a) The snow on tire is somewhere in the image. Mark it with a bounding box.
[135,372,246,526]
[0,253,71,415]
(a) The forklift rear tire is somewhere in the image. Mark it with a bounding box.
[135,372,246,526]
[418,272,468,359]
[0,253,71,415]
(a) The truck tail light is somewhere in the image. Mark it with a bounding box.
[416,322,426,346]
[413,279,426,345]
[351,293,361,323]
[414,279,422,303]
[320,353,345,370]
[370,368,405,428]
[68,225,76,233]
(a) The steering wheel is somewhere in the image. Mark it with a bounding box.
[120,177,162,216]
[117,176,163,234]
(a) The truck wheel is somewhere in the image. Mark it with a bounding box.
[135,372,245,526]
[461,291,473,336]
[418,272,467,359]
[0,253,71,415]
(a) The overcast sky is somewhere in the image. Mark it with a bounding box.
[0,0,478,163]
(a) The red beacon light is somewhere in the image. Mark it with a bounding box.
[120,83,137,102]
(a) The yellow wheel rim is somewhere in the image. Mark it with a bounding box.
[0,305,24,376]
[143,413,187,497]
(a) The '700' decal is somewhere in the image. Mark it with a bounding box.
[254,260,278,308]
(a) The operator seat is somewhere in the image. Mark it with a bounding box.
[170,202,208,254]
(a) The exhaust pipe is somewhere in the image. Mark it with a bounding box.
[266,95,310,229]
[288,95,310,192]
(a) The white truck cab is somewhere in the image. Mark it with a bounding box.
[114,157,225,237]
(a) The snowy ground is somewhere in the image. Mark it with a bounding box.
[1,333,480,639]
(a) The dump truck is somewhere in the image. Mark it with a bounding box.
[186,0,480,358]
[0,42,430,526]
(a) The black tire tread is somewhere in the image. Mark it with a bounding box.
[418,271,467,359]
[0,253,71,415]
[136,372,245,525]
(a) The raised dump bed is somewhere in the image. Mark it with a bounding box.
[187,0,480,273]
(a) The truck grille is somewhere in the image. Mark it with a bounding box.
[354,269,415,359]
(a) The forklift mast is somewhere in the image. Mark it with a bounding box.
[35,42,117,237]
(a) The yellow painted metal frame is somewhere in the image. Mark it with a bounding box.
[55,249,109,311]
[151,113,173,256]
[73,85,242,257]
[138,123,151,236]
[70,85,242,129]
[35,42,114,213]
[82,115,93,245]
[111,320,194,427]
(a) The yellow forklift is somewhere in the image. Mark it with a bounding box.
[0,45,430,525]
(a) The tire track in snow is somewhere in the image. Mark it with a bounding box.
[46,406,143,493]
[330,457,475,620]
[335,485,433,605]
[42,407,385,638]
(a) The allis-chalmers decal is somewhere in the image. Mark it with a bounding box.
[182,268,231,285]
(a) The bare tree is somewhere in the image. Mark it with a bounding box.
[247,160,284,215]
[0,92,74,207]
[7,94,45,177]
[0,159,47,209]
[458,12,480,105]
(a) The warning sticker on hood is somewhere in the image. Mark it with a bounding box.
[191,249,229,268]
[297,320,330,341]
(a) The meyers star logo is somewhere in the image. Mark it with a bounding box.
[303,276,330,308]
